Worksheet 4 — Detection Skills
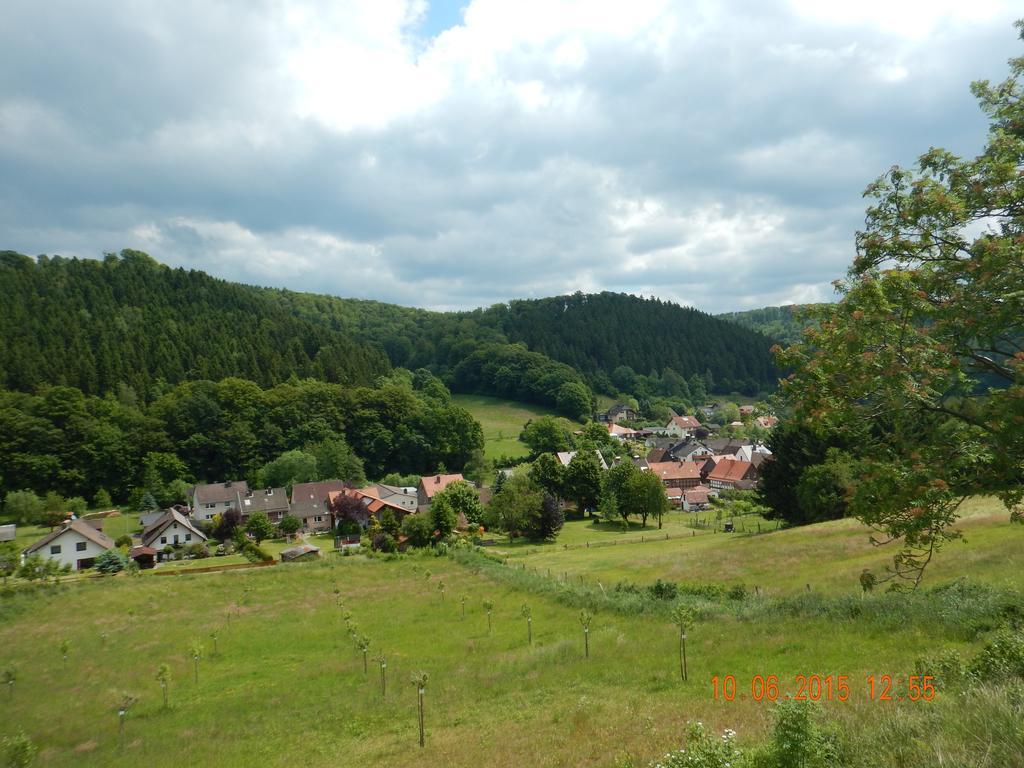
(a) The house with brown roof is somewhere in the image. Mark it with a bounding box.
[682,485,714,511]
[290,480,349,532]
[755,415,779,429]
[191,480,249,522]
[141,510,207,550]
[417,474,466,510]
[706,459,758,490]
[647,461,703,489]
[662,413,703,439]
[23,519,115,571]
[236,487,290,523]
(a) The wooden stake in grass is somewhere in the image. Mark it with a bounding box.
[357,634,371,674]
[460,594,467,621]
[670,604,695,682]
[437,580,446,603]
[188,639,204,684]
[210,630,219,657]
[376,655,388,699]
[3,667,14,699]
[59,638,70,667]
[155,663,171,709]
[578,609,593,659]
[483,600,494,634]
[410,671,428,748]
[117,694,137,750]
[521,604,532,646]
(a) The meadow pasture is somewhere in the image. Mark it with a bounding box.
[2,498,1022,767]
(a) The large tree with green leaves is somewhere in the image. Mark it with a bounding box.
[776,21,1024,588]
[562,450,603,515]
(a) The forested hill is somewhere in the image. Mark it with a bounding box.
[2,250,778,411]
[716,304,821,347]
[266,290,778,397]
[0,250,391,398]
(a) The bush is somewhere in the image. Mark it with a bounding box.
[914,648,968,689]
[651,721,741,768]
[114,534,133,549]
[371,532,397,553]
[746,699,837,768]
[241,542,272,563]
[95,549,127,575]
[402,513,434,548]
[647,579,679,601]
[727,584,748,601]
[186,542,210,559]
[969,629,1024,683]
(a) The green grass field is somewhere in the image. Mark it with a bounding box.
[451,394,577,461]
[501,497,1023,595]
[2,498,1021,767]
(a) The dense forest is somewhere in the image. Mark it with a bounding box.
[0,370,483,508]
[0,250,391,399]
[716,304,820,347]
[267,288,779,398]
[2,251,780,425]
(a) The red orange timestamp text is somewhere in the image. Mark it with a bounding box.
[710,674,937,703]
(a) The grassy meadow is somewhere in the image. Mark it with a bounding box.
[499,497,1023,596]
[1,497,1021,767]
[451,394,578,460]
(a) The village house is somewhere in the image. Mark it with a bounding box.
[647,460,703,490]
[237,487,290,523]
[661,413,703,439]
[141,509,208,550]
[369,484,418,512]
[555,450,609,470]
[596,404,638,423]
[290,480,349,532]
[682,485,714,511]
[329,487,409,528]
[22,518,115,571]
[190,480,249,521]
[607,422,643,440]
[416,473,466,510]
[755,415,779,429]
[706,458,758,491]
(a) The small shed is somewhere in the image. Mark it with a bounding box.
[129,545,158,569]
[0,524,15,542]
[280,544,320,563]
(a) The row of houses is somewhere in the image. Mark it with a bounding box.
[19,473,469,573]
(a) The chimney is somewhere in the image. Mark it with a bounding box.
[435,476,440,484]
[225,481,232,488]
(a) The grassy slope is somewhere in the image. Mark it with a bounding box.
[1,499,1020,767]
[502,497,1023,595]
[450,394,575,461]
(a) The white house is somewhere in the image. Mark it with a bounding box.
[662,414,703,439]
[141,510,207,549]
[22,519,115,571]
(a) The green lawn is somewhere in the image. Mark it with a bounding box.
[451,394,577,461]
[2,499,1021,766]
[3,547,1008,768]
[503,496,1023,595]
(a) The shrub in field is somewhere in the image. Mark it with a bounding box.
[371,532,397,553]
[914,649,968,689]
[746,700,837,768]
[114,534,133,549]
[647,579,678,601]
[650,721,740,768]
[968,629,1024,683]
[2,730,37,768]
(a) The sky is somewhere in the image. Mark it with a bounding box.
[0,1,1020,314]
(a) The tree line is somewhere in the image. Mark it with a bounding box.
[0,369,483,517]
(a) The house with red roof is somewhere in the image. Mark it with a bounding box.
[706,459,758,490]
[416,474,467,510]
[647,460,703,490]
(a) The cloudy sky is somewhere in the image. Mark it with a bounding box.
[1,1,1019,313]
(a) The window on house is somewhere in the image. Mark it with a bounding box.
[185,534,192,542]
[314,516,322,523]
[205,503,216,509]
[50,544,61,554]
[160,536,167,544]
[76,542,87,552]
